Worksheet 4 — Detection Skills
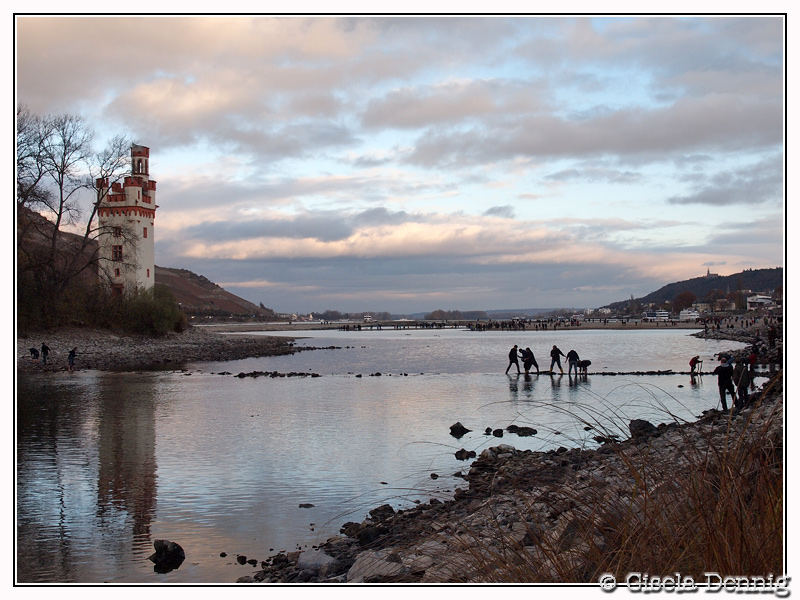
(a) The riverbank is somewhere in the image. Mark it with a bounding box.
[16,326,300,372]
[240,372,784,583]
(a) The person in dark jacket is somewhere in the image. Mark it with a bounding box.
[522,347,539,375]
[549,345,565,374]
[733,356,750,408]
[566,349,580,375]
[712,356,736,411]
[505,345,521,374]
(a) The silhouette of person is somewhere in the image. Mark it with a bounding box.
[549,345,565,374]
[505,344,521,374]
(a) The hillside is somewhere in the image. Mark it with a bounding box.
[604,267,783,311]
[154,266,273,317]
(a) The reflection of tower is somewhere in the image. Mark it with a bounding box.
[95,376,158,541]
[97,145,158,296]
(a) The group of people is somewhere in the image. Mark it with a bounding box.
[29,343,78,371]
[505,344,588,376]
[711,355,753,412]
[691,350,758,412]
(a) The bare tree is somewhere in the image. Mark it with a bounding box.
[17,106,132,326]
[16,105,53,209]
[40,113,94,266]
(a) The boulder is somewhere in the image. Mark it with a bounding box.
[454,448,476,461]
[346,549,405,583]
[148,539,185,573]
[449,422,471,438]
[298,549,338,573]
[356,525,390,547]
[629,419,658,439]
[507,424,537,436]
[369,503,396,522]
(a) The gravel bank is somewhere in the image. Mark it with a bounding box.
[16,326,299,372]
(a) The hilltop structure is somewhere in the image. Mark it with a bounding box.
[97,145,158,295]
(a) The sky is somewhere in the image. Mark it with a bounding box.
[14,13,786,315]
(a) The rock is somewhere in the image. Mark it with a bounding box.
[347,549,405,582]
[369,503,396,522]
[449,421,472,438]
[356,525,389,547]
[629,419,658,439]
[297,549,338,572]
[454,448,477,460]
[299,503,315,508]
[492,428,504,437]
[507,424,537,436]
[340,521,362,537]
[148,539,185,573]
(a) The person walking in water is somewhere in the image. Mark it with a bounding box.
[505,344,521,374]
[522,347,539,375]
[41,343,50,365]
[549,345,565,374]
[566,349,580,375]
[68,347,77,372]
[733,356,750,408]
[712,356,736,411]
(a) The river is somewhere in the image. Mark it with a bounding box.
[16,327,748,583]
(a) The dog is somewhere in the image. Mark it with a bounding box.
[29,348,40,360]
[578,359,591,374]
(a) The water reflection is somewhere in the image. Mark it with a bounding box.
[17,373,161,582]
[17,329,750,583]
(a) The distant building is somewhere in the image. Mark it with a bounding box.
[97,145,158,295]
[746,295,775,311]
[643,310,670,321]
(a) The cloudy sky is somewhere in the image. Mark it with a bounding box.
[15,14,786,315]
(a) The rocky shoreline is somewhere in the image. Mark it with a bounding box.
[236,373,783,583]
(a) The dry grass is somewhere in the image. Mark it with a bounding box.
[460,373,784,583]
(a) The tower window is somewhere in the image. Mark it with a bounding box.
[143,227,148,238]
[112,245,123,261]
[113,226,122,237]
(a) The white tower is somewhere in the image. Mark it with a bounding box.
[97,145,158,295]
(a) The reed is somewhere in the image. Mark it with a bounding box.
[455,373,784,583]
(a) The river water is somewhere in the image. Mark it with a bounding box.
[16,327,748,583]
